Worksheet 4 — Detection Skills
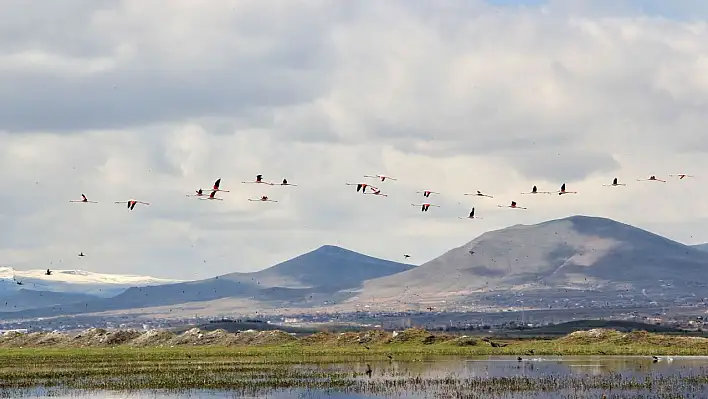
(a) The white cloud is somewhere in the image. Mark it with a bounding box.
[2,0,708,280]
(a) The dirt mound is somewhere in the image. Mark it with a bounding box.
[71,328,109,347]
[299,331,333,345]
[615,331,708,348]
[387,328,452,345]
[559,328,708,349]
[296,329,467,347]
[357,330,390,344]
[558,328,623,344]
[169,328,245,346]
[309,331,391,346]
[129,329,176,347]
[170,328,208,346]
[0,331,28,347]
[0,327,515,348]
[70,328,142,347]
[0,328,300,348]
[21,331,71,347]
[230,330,297,346]
[104,329,143,345]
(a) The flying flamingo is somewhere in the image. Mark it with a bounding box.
[69,194,98,204]
[498,201,527,209]
[242,174,274,185]
[346,182,376,193]
[557,183,578,195]
[278,178,297,186]
[669,174,694,180]
[248,195,278,202]
[114,199,150,210]
[637,175,666,183]
[603,177,626,187]
[364,187,388,197]
[417,190,439,198]
[459,208,482,219]
[521,185,552,195]
[464,190,493,198]
[411,203,439,212]
[364,174,397,182]
[211,178,230,192]
[199,190,223,201]
[186,188,206,197]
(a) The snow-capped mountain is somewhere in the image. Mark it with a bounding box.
[0,267,183,297]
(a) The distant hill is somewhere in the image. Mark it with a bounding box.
[0,289,98,312]
[0,267,181,311]
[692,243,708,252]
[0,267,182,298]
[219,245,415,289]
[349,215,708,308]
[0,245,415,320]
[4,216,706,322]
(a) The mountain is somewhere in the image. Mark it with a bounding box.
[0,267,183,298]
[349,215,708,308]
[0,245,415,320]
[218,245,415,289]
[692,243,708,252]
[0,289,98,312]
[6,216,705,322]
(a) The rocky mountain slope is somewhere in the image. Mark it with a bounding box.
[0,245,415,319]
[348,215,708,309]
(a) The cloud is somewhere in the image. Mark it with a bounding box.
[2,0,708,280]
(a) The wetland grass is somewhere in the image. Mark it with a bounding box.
[3,327,708,396]
[3,361,708,398]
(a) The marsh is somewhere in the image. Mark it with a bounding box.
[5,355,708,398]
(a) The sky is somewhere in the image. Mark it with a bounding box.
[2,0,708,280]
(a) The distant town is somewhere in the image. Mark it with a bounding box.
[3,302,708,336]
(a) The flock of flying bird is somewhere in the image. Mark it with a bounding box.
[69,175,294,208]
[68,173,696,224]
[1,171,688,287]
[340,173,695,220]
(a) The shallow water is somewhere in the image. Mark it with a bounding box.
[12,355,708,398]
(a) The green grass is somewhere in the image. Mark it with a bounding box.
[2,338,708,395]
[2,337,708,362]
[3,328,708,394]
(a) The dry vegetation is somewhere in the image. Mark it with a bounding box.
[1,327,708,355]
[0,327,475,349]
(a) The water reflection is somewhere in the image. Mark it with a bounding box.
[12,355,708,398]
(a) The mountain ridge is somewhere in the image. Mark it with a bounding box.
[0,267,183,298]
[0,245,415,320]
[1,218,707,321]
[347,215,708,306]
[692,243,708,252]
